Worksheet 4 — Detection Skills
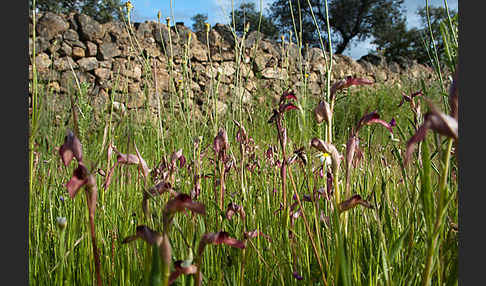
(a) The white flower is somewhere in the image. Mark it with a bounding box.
[56,217,67,230]
[316,152,332,166]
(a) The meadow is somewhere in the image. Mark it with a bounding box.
[28,1,458,285]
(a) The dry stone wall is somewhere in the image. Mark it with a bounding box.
[29,12,437,111]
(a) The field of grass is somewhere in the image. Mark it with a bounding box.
[28,1,458,285]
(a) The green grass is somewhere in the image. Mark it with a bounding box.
[28,75,457,285]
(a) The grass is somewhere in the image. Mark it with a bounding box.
[28,79,457,285]
[28,1,458,285]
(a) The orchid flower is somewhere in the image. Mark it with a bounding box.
[58,130,101,286]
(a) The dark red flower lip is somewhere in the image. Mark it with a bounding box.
[279,102,299,114]
[65,163,89,198]
[164,193,206,216]
[244,229,273,242]
[110,144,150,178]
[225,202,245,221]
[404,108,458,165]
[121,225,163,245]
[198,231,246,257]
[355,110,394,135]
[331,76,374,99]
[339,194,373,212]
[280,90,297,102]
[59,130,83,166]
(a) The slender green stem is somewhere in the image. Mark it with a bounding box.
[288,167,327,286]
[29,1,38,197]
[324,0,333,144]
[425,0,445,94]
[421,138,454,286]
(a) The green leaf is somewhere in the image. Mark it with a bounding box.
[149,244,162,286]
[388,226,411,263]
[420,139,435,234]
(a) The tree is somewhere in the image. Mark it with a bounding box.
[415,5,458,65]
[371,5,458,66]
[230,2,278,39]
[191,13,208,33]
[30,0,124,23]
[269,0,405,54]
[370,20,422,66]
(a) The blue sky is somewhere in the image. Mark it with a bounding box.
[128,0,458,59]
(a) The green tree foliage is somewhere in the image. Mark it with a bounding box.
[416,5,458,66]
[191,13,208,33]
[269,0,405,54]
[230,2,278,39]
[30,0,124,23]
[370,10,418,65]
[372,5,457,66]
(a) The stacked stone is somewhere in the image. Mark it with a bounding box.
[29,12,437,112]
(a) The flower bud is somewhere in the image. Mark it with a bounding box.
[56,217,67,231]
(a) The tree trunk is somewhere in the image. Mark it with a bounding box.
[335,37,352,54]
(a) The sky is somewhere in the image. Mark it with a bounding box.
[128,0,458,60]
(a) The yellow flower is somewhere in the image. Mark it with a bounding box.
[125,1,133,13]
[157,11,161,21]
[244,22,250,33]
[205,22,210,32]
[166,17,171,26]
